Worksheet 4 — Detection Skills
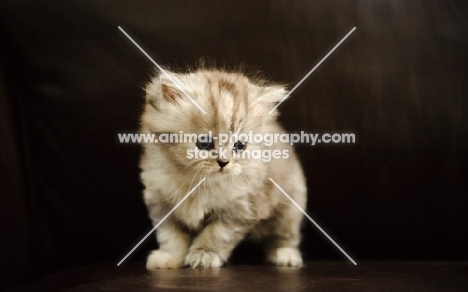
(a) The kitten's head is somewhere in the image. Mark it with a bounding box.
[141,69,287,177]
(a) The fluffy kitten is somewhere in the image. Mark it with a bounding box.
[140,69,307,269]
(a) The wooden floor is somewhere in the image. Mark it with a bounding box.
[11,262,468,292]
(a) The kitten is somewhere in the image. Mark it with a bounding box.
[139,68,307,269]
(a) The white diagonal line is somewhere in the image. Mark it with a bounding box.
[118,26,207,114]
[269,178,357,265]
[268,27,356,114]
[117,178,206,266]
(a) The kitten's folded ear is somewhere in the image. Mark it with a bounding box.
[258,85,288,103]
[145,71,185,109]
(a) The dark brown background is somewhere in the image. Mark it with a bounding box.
[1,0,467,290]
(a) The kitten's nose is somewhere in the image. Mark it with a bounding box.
[217,160,229,168]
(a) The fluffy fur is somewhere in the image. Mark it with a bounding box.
[140,69,307,269]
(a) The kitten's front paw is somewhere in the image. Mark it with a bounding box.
[267,247,303,267]
[146,250,185,270]
[185,249,224,269]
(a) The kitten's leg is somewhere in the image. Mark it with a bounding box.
[144,191,191,270]
[264,204,304,267]
[185,220,253,268]
[146,221,190,270]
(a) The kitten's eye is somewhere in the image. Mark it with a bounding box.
[233,140,247,152]
[196,136,214,150]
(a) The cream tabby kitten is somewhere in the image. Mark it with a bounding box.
[140,69,307,269]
